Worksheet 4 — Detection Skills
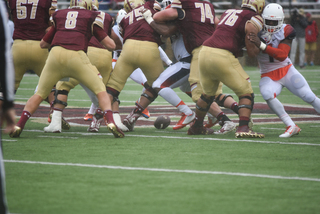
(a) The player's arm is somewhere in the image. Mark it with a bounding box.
[141,9,177,37]
[248,26,295,62]
[93,25,116,51]
[245,15,263,57]
[110,29,122,50]
[40,26,56,48]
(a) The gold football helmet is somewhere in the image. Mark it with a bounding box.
[123,0,145,13]
[70,0,92,10]
[92,0,99,11]
[241,0,265,15]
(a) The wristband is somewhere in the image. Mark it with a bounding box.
[259,42,267,51]
[145,16,154,24]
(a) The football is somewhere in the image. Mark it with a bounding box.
[154,115,171,129]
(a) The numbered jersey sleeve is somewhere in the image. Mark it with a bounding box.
[8,0,57,40]
[89,11,114,49]
[171,0,216,54]
[120,0,162,45]
[203,9,263,58]
[51,9,98,52]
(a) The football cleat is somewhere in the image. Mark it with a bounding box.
[173,112,195,130]
[113,113,129,132]
[235,125,265,138]
[141,108,150,119]
[87,115,104,132]
[107,123,125,138]
[9,126,22,138]
[279,125,301,138]
[45,110,62,133]
[187,125,214,135]
[123,110,142,131]
[214,121,236,135]
[49,113,70,130]
[204,115,219,128]
[84,113,93,121]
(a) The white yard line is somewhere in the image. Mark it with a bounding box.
[21,129,320,146]
[4,160,320,182]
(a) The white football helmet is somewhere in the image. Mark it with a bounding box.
[116,9,127,25]
[262,3,284,34]
[241,0,265,15]
[92,0,99,11]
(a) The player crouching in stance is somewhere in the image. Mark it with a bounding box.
[9,0,124,138]
[248,3,320,137]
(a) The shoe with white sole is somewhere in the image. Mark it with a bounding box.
[87,114,104,132]
[123,109,142,131]
[113,113,129,132]
[107,123,125,138]
[173,112,195,130]
[44,110,62,133]
[204,115,219,128]
[214,121,236,134]
[279,125,301,138]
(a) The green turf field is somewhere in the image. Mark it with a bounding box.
[2,66,320,214]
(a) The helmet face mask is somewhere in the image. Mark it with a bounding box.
[241,0,265,15]
[262,3,284,34]
[70,0,92,10]
[123,0,145,13]
[161,0,171,9]
[92,0,99,11]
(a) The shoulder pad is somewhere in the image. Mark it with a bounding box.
[284,24,296,40]
[94,11,105,30]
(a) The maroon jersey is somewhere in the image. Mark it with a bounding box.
[50,8,100,52]
[89,11,113,49]
[171,0,216,54]
[8,0,56,40]
[120,0,162,45]
[203,9,262,57]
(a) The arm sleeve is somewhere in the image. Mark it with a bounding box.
[158,47,172,66]
[264,43,291,62]
[42,26,56,44]
[93,24,108,42]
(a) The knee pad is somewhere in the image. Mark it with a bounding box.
[302,91,316,103]
[142,85,158,102]
[196,94,214,112]
[113,96,120,105]
[291,74,305,89]
[238,93,254,111]
[107,87,120,98]
[215,94,233,107]
[53,90,69,107]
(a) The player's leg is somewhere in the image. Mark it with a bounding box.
[260,76,300,137]
[284,66,320,113]
[10,48,63,137]
[130,68,150,118]
[153,62,194,130]
[122,40,164,131]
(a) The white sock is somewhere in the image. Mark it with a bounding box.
[44,110,62,131]
[267,98,295,127]
[88,103,98,115]
[159,88,192,115]
[310,97,320,114]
